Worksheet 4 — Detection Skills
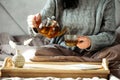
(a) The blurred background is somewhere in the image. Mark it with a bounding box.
[0,0,47,35]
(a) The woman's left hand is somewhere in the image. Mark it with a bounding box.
[76,36,91,49]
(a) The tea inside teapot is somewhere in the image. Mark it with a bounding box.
[37,16,66,38]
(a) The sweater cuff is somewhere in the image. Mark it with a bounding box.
[85,36,97,51]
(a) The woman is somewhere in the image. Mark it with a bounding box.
[27,0,119,62]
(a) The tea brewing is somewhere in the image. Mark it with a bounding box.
[35,16,67,38]
[38,26,60,38]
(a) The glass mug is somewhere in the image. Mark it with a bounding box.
[64,35,78,47]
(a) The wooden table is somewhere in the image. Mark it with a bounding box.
[0,60,110,78]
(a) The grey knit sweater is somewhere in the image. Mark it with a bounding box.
[30,0,117,52]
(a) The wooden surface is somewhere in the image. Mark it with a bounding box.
[0,62,110,78]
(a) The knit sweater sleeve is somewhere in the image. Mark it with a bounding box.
[87,0,117,51]
[40,0,56,20]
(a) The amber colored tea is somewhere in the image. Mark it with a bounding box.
[37,26,60,38]
[65,40,77,46]
[64,35,78,47]
[35,16,67,38]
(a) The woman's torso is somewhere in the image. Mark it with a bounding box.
[61,0,100,35]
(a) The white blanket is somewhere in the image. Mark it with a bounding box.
[1,76,120,80]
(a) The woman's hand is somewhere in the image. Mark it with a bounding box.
[27,13,41,28]
[77,36,91,49]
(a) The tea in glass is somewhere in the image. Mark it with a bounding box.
[36,16,67,38]
[64,35,78,47]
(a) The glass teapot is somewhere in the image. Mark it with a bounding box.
[35,16,66,38]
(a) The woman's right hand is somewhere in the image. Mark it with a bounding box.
[27,13,41,28]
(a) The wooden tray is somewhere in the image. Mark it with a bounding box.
[0,59,110,78]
